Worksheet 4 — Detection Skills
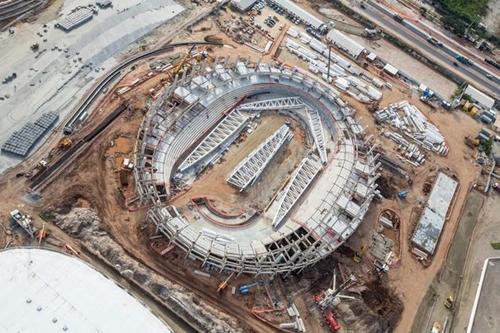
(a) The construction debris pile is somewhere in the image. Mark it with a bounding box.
[375,101,448,167]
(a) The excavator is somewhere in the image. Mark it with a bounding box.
[352,244,367,263]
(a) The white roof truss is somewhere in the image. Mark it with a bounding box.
[178,110,250,173]
[272,156,322,229]
[307,108,328,163]
[237,96,305,112]
[227,125,293,191]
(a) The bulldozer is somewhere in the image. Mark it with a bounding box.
[464,136,479,149]
[58,137,73,150]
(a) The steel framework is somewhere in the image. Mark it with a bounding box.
[307,108,328,164]
[227,125,293,191]
[134,59,379,275]
[272,156,322,229]
[237,96,305,112]
[177,109,250,173]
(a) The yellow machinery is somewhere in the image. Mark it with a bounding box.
[444,295,454,309]
[58,137,73,150]
[172,45,196,77]
[217,272,235,293]
[353,244,367,263]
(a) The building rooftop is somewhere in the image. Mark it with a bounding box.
[464,84,495,109]
[0,248,172,333]
[271,0,324,30]
[327,29,365,59]
[411,172,458,255]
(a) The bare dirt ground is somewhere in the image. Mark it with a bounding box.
[347,87,483,333]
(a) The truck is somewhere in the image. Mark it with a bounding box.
[10,209,36,238]
[426,36,443,47]
[324,310,341,332]
[456,55,472,65]
[392,14,404,23]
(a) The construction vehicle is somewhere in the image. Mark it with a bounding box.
[324,310,341,332]
[58,137,73,150]
[464,136,480,148]
[444,295,454,310]
[10,209,36,238]
[456,55,472,66]
[172,45,196,77]
[217,272,234,293]
[352,244,367,263]
[318,273,357,309]
[431,321,442,333]
[398,190,409,199]
[239,282,259,295]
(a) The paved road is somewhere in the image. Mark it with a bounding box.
[354,0,499,99]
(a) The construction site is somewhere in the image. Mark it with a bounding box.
[0,0,499,332]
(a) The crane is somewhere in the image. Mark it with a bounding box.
[172,45,196,77]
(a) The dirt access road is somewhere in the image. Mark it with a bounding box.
[452,193,500,332]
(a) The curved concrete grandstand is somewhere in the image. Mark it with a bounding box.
[134,58,380,275]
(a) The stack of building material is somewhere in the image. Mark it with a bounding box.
[285,34,382,102]
[56,7,93,32]
[1,112,59,157]
[375,101,448,161]
[383,131,426,166]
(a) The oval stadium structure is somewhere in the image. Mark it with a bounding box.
[134,59,379,275]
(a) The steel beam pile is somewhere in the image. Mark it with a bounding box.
[306,108,328,163]
[374,101,448,163]
[227,124,292,191]
[272,156,322,229]
[177,109,250,173]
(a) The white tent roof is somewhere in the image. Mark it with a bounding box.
[0,248,173,333]
[327,29,365,59]
[383,63,399,76]
[271,0,324,29]
[464,84,495,109]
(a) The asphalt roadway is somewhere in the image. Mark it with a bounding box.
[356,0,500,100]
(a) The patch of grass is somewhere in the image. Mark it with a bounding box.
[435,0,492,35]
[491,242,500,250]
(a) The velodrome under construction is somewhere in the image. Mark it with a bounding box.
[135,58,379,275]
